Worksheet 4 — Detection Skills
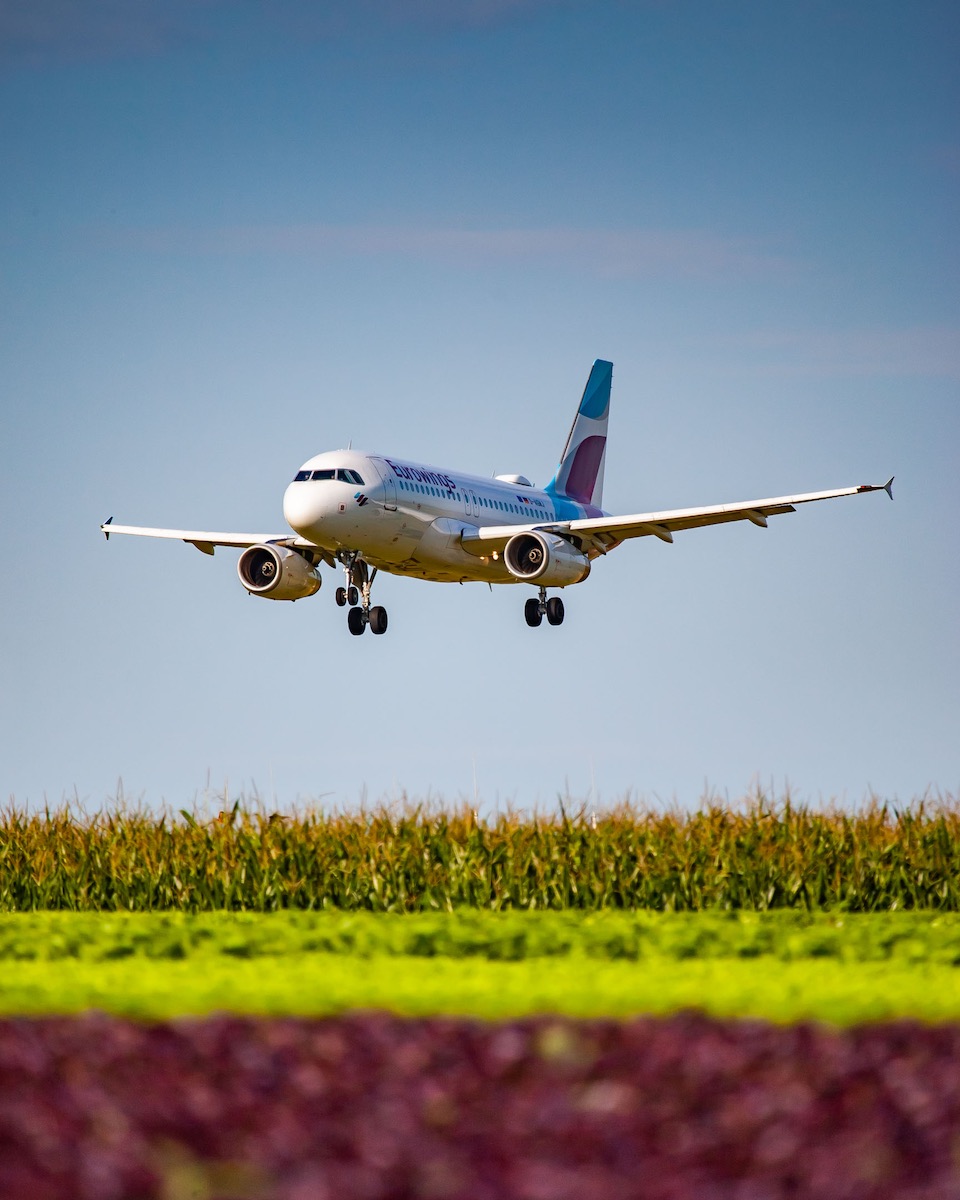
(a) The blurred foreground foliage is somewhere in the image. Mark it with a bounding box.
[1,796,959,912]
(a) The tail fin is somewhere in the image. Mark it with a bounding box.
[545,359,612,509]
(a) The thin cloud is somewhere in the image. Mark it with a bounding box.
[0,0,576,67]
[108,221,794,281]
[287,0,578,34]
[929,144,960,176]
[707,326,960,380]
[0,0,222,66]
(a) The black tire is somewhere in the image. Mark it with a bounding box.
[347,606,366,636]
[347,586,359,607]
[335,586,347,607]
[546,596,565,626]
[369,605,388,635]
[524,598,542,627]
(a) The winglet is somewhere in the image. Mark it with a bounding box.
[102,516,113,541]
[856,478,895,500]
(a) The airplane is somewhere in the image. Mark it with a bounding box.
[101,359,893,637]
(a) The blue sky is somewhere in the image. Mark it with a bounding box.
[1,0,957,814]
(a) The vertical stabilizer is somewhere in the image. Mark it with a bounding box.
[545,359,612,509]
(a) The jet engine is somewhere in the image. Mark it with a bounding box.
[237,545,321,601]
[503,531,590,586]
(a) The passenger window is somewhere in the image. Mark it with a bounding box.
[312,469,335,481]
[294,470,311,482]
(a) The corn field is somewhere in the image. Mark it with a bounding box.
[1,796,958,911]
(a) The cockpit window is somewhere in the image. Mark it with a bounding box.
[298,467,364,483]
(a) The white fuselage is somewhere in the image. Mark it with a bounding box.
[282,450,600,584]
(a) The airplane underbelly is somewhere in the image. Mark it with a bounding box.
[401,517,514,584]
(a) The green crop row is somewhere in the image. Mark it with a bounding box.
[2,909,960,964]
[1,912,958,1023]
[2,796,959,911]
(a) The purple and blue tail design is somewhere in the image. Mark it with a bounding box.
[545,359,612,512]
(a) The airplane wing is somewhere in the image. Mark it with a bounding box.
[100,520,332,564]
[461,479,894,559]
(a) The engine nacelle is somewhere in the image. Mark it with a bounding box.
[237,545,321,601]
[503,531,591,586]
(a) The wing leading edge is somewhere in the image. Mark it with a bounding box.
[100,520,331,563]
[461,478,894,558]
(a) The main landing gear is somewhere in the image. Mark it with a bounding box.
[524,587,564,628]
[336,553,388,636]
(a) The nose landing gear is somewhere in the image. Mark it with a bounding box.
[524,587,564,628]
[338,552,388,636]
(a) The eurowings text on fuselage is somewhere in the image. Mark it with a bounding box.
[100,360,893,636]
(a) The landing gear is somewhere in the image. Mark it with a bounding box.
[337,552,388,637]
[525,587,564,628]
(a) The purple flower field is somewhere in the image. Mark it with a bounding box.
[2,1012,958,1199]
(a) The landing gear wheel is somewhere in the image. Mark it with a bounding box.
[546,597,565,626]
[524,597,543,628]
[347,606,366,636]
[347,586,359,607]
[369,606,388,635]
[335,586,348,607]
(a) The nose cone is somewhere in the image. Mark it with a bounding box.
[283,482,327,537]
